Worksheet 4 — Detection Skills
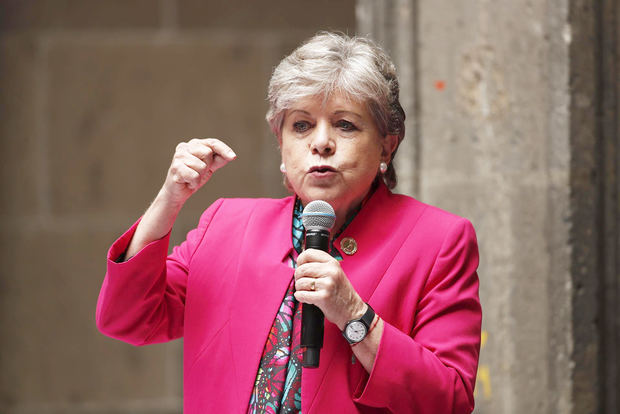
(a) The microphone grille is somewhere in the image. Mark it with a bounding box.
[301,200,336,230]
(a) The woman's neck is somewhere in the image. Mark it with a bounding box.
[332,182,378,236]
[299,180,378,237]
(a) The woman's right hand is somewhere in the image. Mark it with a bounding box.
[124,138,236,260]
[160,138,237,207]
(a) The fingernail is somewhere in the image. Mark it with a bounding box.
[229,150,237,158]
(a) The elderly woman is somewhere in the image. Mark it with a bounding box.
[96,32,481,413]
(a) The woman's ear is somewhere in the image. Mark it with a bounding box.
[382,134,399,160]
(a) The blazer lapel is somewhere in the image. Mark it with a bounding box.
[229,197,297,408]
[302,184,427,411]
[336,184,427,301]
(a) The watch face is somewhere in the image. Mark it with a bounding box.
[345,321,367,343]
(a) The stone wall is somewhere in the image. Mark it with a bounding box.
[358,0,619,413]
[0,2,355,413]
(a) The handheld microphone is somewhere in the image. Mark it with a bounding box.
[300,200,336,368]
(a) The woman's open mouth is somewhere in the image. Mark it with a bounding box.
[308,165,337,178]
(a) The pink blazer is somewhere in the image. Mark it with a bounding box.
[96,183,481,413]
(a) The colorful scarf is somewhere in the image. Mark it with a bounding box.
[248,190,370,413]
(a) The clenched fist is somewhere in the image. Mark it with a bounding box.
[124,138,236,259]
[161,138,236,206]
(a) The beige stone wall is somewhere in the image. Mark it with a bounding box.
[0,2,355,413]
[359,1,619,413]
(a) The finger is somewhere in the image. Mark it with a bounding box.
[294,290,324,305]
[185,141,236,174]
[296,249,335,266]
[295,276,319,292]
[294,290,309,304]
[294,262,333,281]
[208,153,231,173]
[196,138,237,161]
[171,163,201,187]
[179,153,208,172]
[183,140,214,162]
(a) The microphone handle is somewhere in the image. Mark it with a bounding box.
[301,229,329,368]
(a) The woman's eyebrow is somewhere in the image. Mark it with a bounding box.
[333,110,363,119]
[289,109,312,116]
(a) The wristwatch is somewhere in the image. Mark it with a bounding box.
[342,303,375,344]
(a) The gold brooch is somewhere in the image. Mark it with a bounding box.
[340,237,358,255]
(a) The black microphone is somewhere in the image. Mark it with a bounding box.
[300,200,336,368]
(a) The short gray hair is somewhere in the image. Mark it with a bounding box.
[266,31,406,189]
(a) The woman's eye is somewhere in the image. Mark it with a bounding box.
[293,121,311,133]
[336,120,357,131]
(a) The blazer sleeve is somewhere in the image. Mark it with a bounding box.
[95,199,224,346]
[353,218,482,413]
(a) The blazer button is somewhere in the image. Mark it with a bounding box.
[340,237,358,255]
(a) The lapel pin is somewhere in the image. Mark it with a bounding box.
[340,237,358,256]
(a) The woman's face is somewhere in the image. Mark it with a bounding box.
[280,93,397,223]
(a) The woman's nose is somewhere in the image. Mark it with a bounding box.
[310,122,334,155]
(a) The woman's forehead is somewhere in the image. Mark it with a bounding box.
[287,92,369,116]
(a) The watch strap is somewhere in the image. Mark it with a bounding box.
[358,303,375,329]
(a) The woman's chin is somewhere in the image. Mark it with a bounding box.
[296,181,369,211]
[298,188,339,205]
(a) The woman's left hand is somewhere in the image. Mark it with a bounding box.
[294,249,366,330]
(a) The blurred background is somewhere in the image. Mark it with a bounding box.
[0,1,617,413]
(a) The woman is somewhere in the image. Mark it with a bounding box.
[96,32,481,413]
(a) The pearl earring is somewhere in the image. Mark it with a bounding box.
[280,163,286,173]
[379,161,388,174]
